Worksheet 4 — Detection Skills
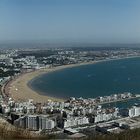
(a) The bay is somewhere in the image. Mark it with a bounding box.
[29,57,140,99]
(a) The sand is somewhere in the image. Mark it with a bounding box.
[5,55,140,104]
[6,62,96,103]
[4,55,140,103]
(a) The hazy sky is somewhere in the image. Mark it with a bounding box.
[0,0,140,43]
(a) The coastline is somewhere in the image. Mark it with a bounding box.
[5,61,96,103]
[5,55,140,103]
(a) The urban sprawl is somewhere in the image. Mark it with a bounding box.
[0,47,140,138]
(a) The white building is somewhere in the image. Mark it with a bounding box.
[128,106,140,117]
[64,116,89,128]
[25,115,38,130]
[39,116,55,130]
[14,115,55,131]
[94,108,119,123]
[12,100,36,114]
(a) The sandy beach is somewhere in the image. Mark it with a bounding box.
[5,55,140,104]
[5,62,96,103]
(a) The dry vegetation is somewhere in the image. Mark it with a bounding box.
[0,117,33,139]
[85,128,140,140]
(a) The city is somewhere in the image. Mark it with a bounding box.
[0,47,140,139]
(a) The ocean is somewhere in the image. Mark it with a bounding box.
[29,57,140,100]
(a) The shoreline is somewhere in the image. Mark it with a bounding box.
[5,61,97,103]
[5,55,140,103]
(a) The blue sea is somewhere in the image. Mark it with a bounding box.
[29,57,140,102]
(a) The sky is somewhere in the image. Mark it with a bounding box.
[0,0,140,43]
